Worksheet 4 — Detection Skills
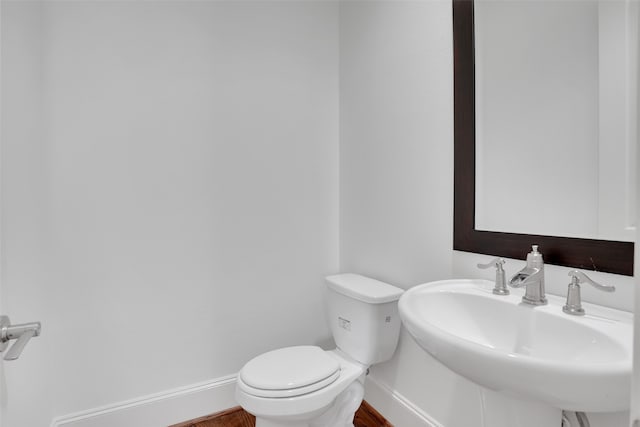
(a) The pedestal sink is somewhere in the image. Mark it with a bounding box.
[398,279,632,413]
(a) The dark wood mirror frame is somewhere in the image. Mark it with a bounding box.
[452,0,634,276]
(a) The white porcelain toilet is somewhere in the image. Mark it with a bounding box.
[235,273,404,427]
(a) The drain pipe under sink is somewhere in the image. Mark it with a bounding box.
[561,410,590,427]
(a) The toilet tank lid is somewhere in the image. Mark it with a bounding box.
[325,274,403,304]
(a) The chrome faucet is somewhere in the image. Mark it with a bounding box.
[508,245,547,306]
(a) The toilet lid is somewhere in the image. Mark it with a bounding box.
[239,346,340,398]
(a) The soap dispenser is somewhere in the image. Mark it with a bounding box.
[526,245,544,270]
[526,245,545,298]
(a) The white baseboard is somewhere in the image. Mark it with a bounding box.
[51,371,440,427]
[364,374,443,427]
[50,374,237,427]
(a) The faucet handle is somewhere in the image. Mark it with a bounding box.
[568,270,615,292]
[477,258,509,295]
[563,270,615,316]
[477,257,505,269]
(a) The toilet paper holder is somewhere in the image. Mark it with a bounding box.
[0,315,41,361]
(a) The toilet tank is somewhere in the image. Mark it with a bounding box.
[325,274,404,365]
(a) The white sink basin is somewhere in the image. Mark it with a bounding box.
[398,279,632,412]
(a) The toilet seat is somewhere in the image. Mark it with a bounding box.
[239,346,341,398]
[236,348,367,420]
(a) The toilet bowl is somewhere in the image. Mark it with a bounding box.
[236,346,366,426]
[235,274,404,427]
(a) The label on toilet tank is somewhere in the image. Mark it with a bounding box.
[338,317,351,331]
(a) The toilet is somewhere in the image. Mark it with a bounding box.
[235,273,404,427]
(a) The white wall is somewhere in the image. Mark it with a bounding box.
[339,0,453,288]
[339,1,633,427]
[0,1,339,425]
[339,1,474,425]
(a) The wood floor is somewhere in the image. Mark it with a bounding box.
[170,401,393,427]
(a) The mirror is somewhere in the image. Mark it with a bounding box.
[453,0,634,275]
[474,0,636,242]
